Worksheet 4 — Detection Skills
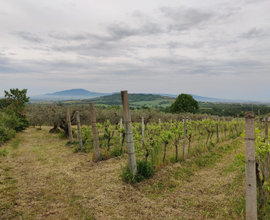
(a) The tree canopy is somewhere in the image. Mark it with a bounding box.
[169,94,199,114]
[4,88,29,118]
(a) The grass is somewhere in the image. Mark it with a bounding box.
[0,126,250,219]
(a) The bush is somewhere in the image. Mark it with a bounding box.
[0,126,16,145]
[121,159,154,183]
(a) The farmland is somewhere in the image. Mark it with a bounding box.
[1,92,270,219]
[0,125,246,219]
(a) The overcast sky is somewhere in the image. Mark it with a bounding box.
[1,0,270,100]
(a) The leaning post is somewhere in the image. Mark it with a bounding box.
[245,112,257,220]
[76,111,83,151]
[89,102,101,161]
[66,108,73,143]
[121,91,137,176]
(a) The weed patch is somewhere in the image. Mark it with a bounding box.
[0,149,9,157]
[121,159,154,183]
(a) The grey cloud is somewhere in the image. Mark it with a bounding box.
[13,31,44,43]
[159,6,215,32]
[0,54,27,73]
[106,22,141,40]
[166,41,204,49]
[240,27,268,39]
[51,40,134,57]
[105,21,163,41]
[48,32,91,41]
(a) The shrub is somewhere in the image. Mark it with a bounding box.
[0,126,16,145]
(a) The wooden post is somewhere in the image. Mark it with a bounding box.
[76,111,83,151]
[121,91,137,176]
[237,115,239,134]
[258,110,261,131]
[120,118,122,145]
[66,108,73,143]
[217,116,219,143]
[159,118,161,135]
[89,102,101,161]
[245,112,257,220]
[265,117,269,179]
[142,117,145,140]
[183,116,187,158]
[223,117,226,138]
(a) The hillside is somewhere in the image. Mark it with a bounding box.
[82,93,175,107]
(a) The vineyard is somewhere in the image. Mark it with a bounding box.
[0,92,270,219]
[68,117,244,172]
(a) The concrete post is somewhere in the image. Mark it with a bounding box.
[245,112,257,220]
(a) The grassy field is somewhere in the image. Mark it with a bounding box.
[130,99,174,107]
[0,127,247,219]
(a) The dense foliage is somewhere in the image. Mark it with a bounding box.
[169,94,199,114]
[198,103,270,117]
[0,89,29,146]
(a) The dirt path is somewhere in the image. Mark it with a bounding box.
[0,127,245,219]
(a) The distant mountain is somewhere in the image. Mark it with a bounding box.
[29,89,260,103]
[30,89,110,101]
[45,89,110,97]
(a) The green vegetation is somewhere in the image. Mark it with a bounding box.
[169,93,199,114]
[0,88,29,146]
[121,159,154,183]
[198,102,270,117]
[28,93,270,117]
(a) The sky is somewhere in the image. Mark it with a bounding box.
[1,0,270,100]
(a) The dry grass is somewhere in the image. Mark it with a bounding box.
[0,127,245,219]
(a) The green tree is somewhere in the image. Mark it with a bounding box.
[169,94,199,114]
[4,88,30,117]
[3,88,30,131]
